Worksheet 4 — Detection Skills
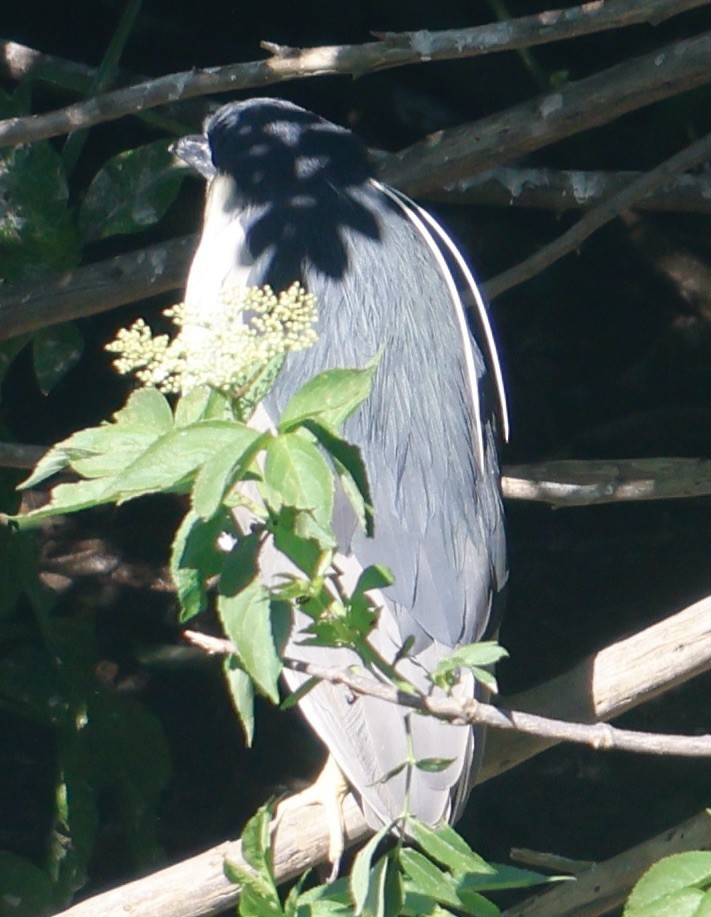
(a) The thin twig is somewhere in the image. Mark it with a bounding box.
[1,0,709,146]
[54,597,711,917]
[426,167,711,215]
[183,629,711,758]
[484,131,711,298]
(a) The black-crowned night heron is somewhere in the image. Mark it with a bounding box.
[175,98,508,854]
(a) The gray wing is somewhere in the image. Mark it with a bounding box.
[256,182,506,825]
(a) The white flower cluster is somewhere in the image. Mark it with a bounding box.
[106,282,318,397]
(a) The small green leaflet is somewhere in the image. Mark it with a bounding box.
[279,361,378,432]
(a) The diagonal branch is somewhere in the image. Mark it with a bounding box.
[381,30,711,194]
[53,596,711,917]
[484,131,711,298]
[0,0,709,146]
[503,809,711,916]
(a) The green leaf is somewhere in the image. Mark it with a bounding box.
[291,877,352,914]
[170,509,232,622]
[191,427,264,519]
[51,775,98,902]
[0,852,53,917]
[280,363,378,433]
[270,506,328,576]
[174,386,232,426]
[280,676,319,711]
[361,852,403,917]
[351,824,390,915]
[447,642,509,668]
[0,127,80,281]
[414,758,455,774]
[114,421,255,499]
[15,477,116,524]
[409,821,492,877]
[114,387,175,433]
[398,849,461,909]
[225,861,284,917]
[302,420,374,536]
[241,802,277,880]
[218,582,284,704]
[457,863,555,894]
[78,140,186,241]
[626,852,711,914]
[354,566,395,597]
[219,531,262,598]
[226,803,283,917]
[264,433,334,530]
[430,642,508,694]
[32,322,84,395]
[224,656,255,747]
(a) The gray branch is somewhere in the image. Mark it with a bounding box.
[53,595,711,917]
[501,458,711,506]
[484,130,711,298]
[381,30,711,194]
[426,168,711,215]
[183,631,711,758]
[1,0,708,146]
[504,810,711,916]
[0,236,195,342]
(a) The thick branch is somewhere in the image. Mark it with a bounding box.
[504,810,711,917]
[501,457,711,506]
[380,31,711,195]
[426,167,711,214]
[484,130,711,298]
[480,595,711,782]
[53,596,711,917]
[1,0,709,146]
[0,235,195,342]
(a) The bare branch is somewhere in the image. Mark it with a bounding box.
[504,810,711,916]
[184,630,711,758]
[426,168,711,215]
[1,0,709,146]
[0,235,195,342]
[501,457,711,506]
[480,595,711,782]
[5,444,711,509]
[380,31,711,194]
[54,596,711,917]
[484,131,711,298]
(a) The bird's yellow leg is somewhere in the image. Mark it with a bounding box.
[272,755,349,882]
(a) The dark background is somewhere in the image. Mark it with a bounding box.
[1,0,710,911]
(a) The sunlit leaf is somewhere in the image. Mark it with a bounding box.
[279,363,378,433]
[351,824,390,915]
[218,582,284,704]
[265,433,334,532]
[626,852,711,915]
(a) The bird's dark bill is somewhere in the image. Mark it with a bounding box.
[171,134,216,180]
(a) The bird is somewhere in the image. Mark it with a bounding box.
[174,97,508,850]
